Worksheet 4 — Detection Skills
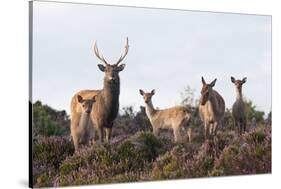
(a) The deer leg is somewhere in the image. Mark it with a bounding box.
[243,118,247,133]
[237,122,239,135]
[92,131,97,145]
[97,127,104,143]
[153,127,159,136]
[173,128,181,142]
[238,120,242,135]
[187,127,192,143]
[239,120,242,134]
[241,120,244,135]
[204,121,209,140]
[209,123,214,136]
[72,134,79,152]
[71,116,80,151]
[89,127,96,145]
[105,128,112,143]
[213,122,218,136]
[86,120,94,145]
[233,119,236,132]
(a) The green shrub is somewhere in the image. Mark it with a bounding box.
[32,101,69,136]
[152,152,184,180]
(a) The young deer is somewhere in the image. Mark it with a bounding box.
[139,89,192,142]
[70,38,129,143]
[71,95,96,151]
[199,77,225,139]
[231,76,247,135]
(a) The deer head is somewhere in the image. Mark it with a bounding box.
[231,76,247,91]
[77,95,96,114]
[94,38,129,84]
[139,89,155,104]
[200,77,217,106]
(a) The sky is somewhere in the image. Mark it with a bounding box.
[32,1,272,115]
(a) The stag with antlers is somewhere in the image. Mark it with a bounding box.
[70,38,129,144]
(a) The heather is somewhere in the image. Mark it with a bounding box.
[32,100,271,187]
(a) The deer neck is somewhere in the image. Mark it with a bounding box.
[235,87,243,101]
[145,101,156,120]
[103,78,120,104]
[79,112,90,129]
[99,78,120,123]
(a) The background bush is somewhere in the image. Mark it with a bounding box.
[32,101,69,136]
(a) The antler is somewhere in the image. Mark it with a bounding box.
[94,41,109,66]
[115,37,129,66]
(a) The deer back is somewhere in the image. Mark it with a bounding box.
[150,106,191,129]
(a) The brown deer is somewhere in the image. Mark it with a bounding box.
[70,38,129,143]
[231,76,247,135]
[199,77,225,139]
[70,95,96,151]
[139,89,192,142]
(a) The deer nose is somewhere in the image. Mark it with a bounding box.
[86,110,91,114]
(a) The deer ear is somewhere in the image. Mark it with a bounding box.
[201,77,206,85]
[231,76,236,83]
[92,95,96,102]
[98,64,106,72]
[117,64,126,72]
[242,77,247,83]
[151,89,155,95]
[139,89,144,96]
[77,95,84,103]
[210,78,217,87]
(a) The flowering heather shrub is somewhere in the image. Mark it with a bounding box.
[211,126,271,176]
[32,136,74,187]
[32,101,271,187]
[151,126,269,179]
[151,143,198,180]
[189,126,205,144]
[32,124,271,187]
[183,139,217,177]
[152,152,183,180]
[57,132,170,186]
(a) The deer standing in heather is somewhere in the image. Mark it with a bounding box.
[199,77,225,139]
[70,95,96,151]
[139,89,193,142]
[231,76,247,135]
[70,38,129,143]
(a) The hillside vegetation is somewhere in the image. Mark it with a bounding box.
[32,100,271,187]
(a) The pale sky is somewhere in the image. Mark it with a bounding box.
[32,1,272,115]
